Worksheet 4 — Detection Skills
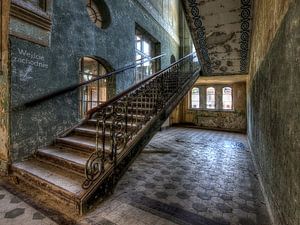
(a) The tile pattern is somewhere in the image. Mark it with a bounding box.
[0,185,56,225]
[0,128,271,225]
[82,128,271,225]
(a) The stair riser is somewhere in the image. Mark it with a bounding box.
[36,152,85,175]
[55,141,113,160]
[56,140,95,153]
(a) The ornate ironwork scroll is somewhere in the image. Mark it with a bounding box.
[240,0,252,72]
[82,108,107,189]
[185,0,212,74]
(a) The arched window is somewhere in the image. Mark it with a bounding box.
[222,87,232,110]
[191,87,200,108]
[206,87,215,109]
[86,0,111,29]
[80,57,110,116]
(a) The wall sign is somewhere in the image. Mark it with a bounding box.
[12,47,48,69]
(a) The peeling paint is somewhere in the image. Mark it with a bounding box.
[183,0,253,75]
[207,32,234,48]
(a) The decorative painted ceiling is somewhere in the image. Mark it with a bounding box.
[182,0,252,75]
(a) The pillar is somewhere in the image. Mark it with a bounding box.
[0,0,11,173]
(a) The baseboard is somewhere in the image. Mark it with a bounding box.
[247,138,276,225]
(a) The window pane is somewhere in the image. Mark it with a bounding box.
[136,40,141,51]
[206,87,215,109]
[143,41,150,55]
[191,87,200,108]
[135,31,155,80]
[223,87,232,109]
[136,53,142,61]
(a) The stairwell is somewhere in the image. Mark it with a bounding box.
[9,53,200,215]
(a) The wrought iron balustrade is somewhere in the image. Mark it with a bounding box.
[82,52,200,189]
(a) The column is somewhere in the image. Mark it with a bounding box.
[0,0,11,173]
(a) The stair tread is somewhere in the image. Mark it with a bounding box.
[57,135,111,150]
[75,125,111,135]
[57,135,96,147]
[37,146,89,166]
[13,159,85,196]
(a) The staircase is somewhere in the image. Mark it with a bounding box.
[10,53,200,215]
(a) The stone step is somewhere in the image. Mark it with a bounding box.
[56,135,111,153]
[36,146,89,175]
[12,159,85,209]
[74,125,112,138]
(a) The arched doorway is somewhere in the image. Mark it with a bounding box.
[79,56,113,116]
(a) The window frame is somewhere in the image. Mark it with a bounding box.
[189,85,235,112]
[222,86,233,110]
[190,86,201,109]
[206,87,216,109]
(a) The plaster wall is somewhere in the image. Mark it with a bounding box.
[247,0,300,224]
[248,0,291,81]
[9,0,183,161]
[172,82,247,132]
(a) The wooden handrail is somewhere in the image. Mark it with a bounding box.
[86,52,196,118]
[18,53,166,108]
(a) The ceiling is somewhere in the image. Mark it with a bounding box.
[195,74,247,85]
[182,0,252,75]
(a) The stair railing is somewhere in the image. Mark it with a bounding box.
[78,54,165,116]
[15,53,166,112]
[82,52,200,189]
